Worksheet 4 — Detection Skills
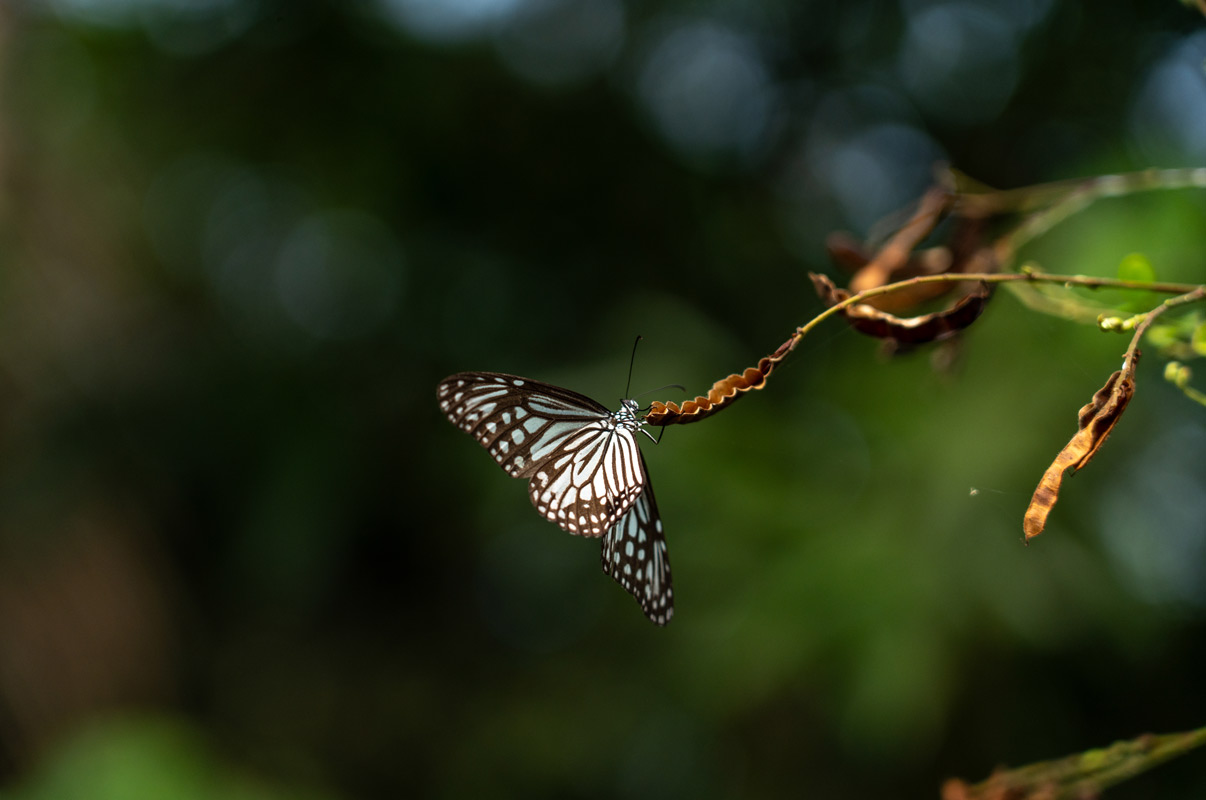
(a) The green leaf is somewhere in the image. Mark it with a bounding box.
[1146,324,1180,349]
[1117,252,1156,283]
[1192,323,1206,357]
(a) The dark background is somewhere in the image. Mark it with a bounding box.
[2,0,1206,797]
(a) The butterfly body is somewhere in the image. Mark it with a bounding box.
[437,371,673,625]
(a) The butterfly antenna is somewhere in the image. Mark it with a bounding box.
[625,335,643,398]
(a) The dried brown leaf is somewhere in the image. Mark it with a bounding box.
[824,231,872,272]
[827,233,957,312]
[850,187,952,283]
[826,188,958,312]
[824,183,1007,320]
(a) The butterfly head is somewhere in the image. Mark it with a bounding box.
[613,397,645,429]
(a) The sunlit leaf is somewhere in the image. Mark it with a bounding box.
[1116,252,1155,283]
[1191,322,1206,356]
[1144,323,1180,349]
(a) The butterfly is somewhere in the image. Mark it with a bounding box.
[437,372,673,625]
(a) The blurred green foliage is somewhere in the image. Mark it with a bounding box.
[12,714,334,800]
[1,1,1205,798]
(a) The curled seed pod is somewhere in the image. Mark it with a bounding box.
[1023,358,1139,541]
[644,337,795,426]
[810,273,994,345]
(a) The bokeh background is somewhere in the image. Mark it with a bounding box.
[2,0,1206,797]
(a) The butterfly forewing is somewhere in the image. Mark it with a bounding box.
[437,372,646,536]
[527,416,645,537]
[601,457,673,626]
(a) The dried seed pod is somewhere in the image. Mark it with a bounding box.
[810,273,994,345]
[1023,358,1139,540]
[644,337,794,426]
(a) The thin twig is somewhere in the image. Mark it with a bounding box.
[952,167,1206,218]
[955,167,1206,269]
[945,725,1206,799]
[792,270,1202,348]
[1122,286,1206,372]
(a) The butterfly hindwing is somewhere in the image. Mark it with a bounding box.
[601,454,673,626]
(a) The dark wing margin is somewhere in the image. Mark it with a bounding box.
[436,371,606,477]
[600,456,673,626]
